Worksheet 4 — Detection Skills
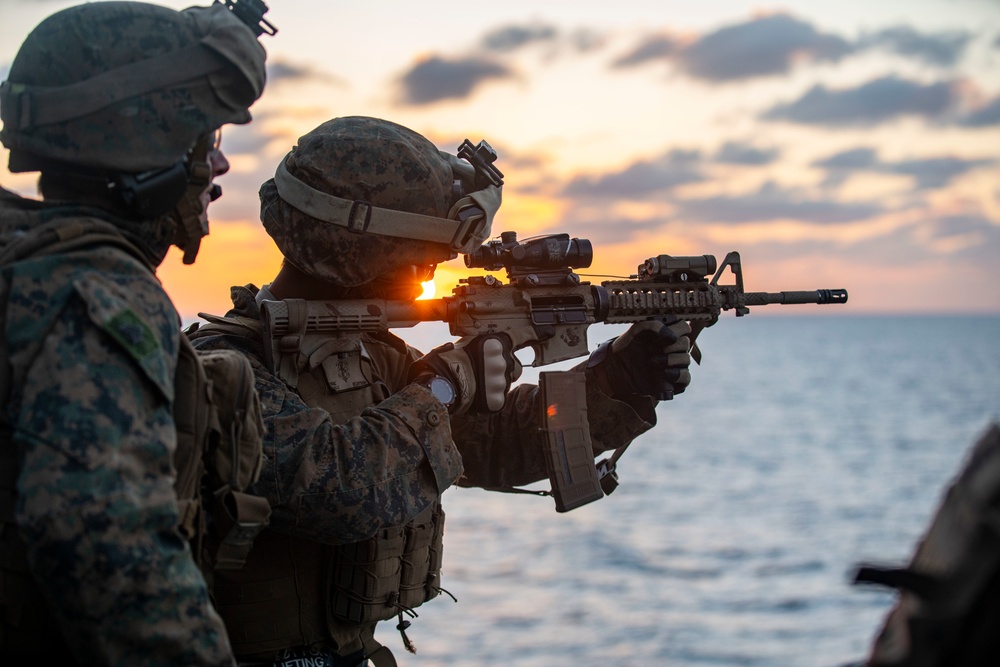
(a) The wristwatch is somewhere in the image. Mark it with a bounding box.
[417,374,456,409]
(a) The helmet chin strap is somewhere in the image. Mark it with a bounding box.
[170,135,213,264]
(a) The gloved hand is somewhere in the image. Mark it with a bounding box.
[588,317,692,402]
[408,333,521,414]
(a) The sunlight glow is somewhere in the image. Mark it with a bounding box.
[417,280,436,300]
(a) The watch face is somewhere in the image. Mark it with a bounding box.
[427,375,456,406]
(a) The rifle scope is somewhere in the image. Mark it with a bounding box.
[466,232,593,272]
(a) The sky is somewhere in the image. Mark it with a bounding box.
[2,0,999,320]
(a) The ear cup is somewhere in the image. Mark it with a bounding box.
[113,161,189,218]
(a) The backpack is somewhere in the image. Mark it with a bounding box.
[854,421,1000,667]
[173,333,271,575]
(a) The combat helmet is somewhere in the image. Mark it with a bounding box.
[260,116,503,288]
[0,0,271,260]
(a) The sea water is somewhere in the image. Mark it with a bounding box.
[381,315,1000,667]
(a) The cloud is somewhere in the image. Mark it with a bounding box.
[713,141,780,165]
[731,211,1000,268]
[925,214,1000,264]
[479,24,558,52]
[391,21,607,107]
[813,147,879,170]
[612,17,978,83]
[679,14,852,81]
[477,22,607,60]
[868,214,1000,264]
[958,95,1000,127]
[929,213,997,239]
[613,14,850,81]
[812,147,881,187]
[674,181,885,223]
[858,26,972,66]
[267,60,344,87]
[888,156,994,189]
[395,56,513,105]
[567,28,607,53]
[761,75,961,126]
[220,127,279,157]
[612,34,681,68]
[546,214,668,246]
[563,149,705,199]
[812,146,994,189]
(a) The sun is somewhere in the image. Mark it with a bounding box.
[417,280,436,300]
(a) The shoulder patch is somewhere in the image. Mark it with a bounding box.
[73,273,173,401]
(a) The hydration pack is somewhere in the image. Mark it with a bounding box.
[854,421,1000,667]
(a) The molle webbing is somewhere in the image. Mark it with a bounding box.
[330,503,444,624]
[212,503,445,662]
[212,531,330,659]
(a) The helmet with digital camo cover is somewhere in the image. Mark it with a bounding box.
[0,1,270,259]
[1,1,266,173]
[259,115,502,288]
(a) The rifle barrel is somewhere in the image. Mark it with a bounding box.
[744,289,848,306]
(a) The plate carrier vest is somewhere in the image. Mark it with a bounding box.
[188,305,449,667]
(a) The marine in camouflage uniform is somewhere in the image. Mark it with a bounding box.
[0,3,268,665]
[189,116,693,667]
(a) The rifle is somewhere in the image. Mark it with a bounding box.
[259,230,847,368]
[258,231,847,512]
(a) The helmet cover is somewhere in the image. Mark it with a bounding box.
[260,116,464,286]
[1,1,267,173]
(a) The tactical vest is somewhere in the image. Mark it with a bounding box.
[189,304,448,666]
[0,195,269,656]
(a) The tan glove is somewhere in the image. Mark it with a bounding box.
[409,333,521,414]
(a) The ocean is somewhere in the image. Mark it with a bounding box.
[379,314,1000,666]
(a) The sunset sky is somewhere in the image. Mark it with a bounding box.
[2,0,999,320]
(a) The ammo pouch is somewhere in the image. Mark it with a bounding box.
[211,502,446,663]
[329,502,445,625]
[173,335,270,573]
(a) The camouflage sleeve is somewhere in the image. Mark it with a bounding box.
[450,363,656,489]
[243,358,463,545]
[11,275,234,666]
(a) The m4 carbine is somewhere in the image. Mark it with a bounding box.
[260,230,847,368]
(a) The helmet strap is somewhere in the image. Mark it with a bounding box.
[170,135,213,265]
[273,158,501,254]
